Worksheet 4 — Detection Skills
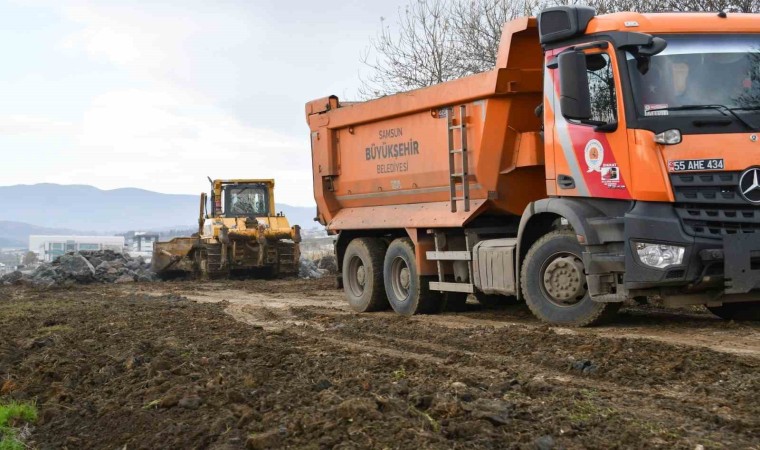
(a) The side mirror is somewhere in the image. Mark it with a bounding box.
[558,51,592,121]
[638,37,667,57]
[634,37,667,74]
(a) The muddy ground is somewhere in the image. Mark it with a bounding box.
[0,278,758,449]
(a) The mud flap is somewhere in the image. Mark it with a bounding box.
[724,233,760,294]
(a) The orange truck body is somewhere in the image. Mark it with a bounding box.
[306,8,760,325]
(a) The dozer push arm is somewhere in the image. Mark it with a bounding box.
[198,192,207,236]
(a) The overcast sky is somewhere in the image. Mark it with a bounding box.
[0,0,409,206]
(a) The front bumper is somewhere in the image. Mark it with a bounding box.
[713,233,760,294]
[623,202,760,295]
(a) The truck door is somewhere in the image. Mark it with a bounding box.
[545,45,632,200]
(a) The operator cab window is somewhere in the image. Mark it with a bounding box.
[224,185,269,217]
[586,53,617,124]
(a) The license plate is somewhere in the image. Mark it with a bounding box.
[668,159,725,172]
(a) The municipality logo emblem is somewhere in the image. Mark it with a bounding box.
[584,139,604,173]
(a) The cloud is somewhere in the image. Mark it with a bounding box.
[0,115,74,135]
[2,1,315,206]
[4,0,419,207]
[0,87,314,206]
[58,1,260,100]
[67,87,314,205]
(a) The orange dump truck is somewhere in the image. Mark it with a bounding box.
[305,6,760,326]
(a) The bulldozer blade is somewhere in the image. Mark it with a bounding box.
[152,238,199,275]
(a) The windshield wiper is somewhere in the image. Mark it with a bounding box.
[649,104,757,130]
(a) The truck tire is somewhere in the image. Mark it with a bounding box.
[383,238,439,316]
[707,301,760,321]
[342,238,389,312]
[520,230,620,326]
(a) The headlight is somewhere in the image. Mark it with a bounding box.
[635,242,685,269]
[653,129,681,145]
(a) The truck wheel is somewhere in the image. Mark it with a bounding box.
[342,238,389,312]
[384,238,439,316]
[474,293,518,309]
[707,302,760,321]
[520,230,620,326]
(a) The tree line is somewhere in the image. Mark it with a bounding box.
[359,0,760,98]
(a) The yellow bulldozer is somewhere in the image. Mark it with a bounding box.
[152,179,301,278]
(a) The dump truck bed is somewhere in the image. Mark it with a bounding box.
[306,18,547,231]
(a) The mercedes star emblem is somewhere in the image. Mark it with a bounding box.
[739,167,760,204]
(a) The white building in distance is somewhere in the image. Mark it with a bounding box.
[29,235,125,262]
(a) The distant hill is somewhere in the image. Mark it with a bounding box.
[0,184,317,235]
[0,221,89,248]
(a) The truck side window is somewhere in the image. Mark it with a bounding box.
[586,53,617,124]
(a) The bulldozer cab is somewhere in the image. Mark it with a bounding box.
[209,179,276,219]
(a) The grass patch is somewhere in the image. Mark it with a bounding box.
[408,405,441,433]
[392,368,407,380]
[625,416,682,441]
[567,390,615,424]
[143,399,161,410]
[0,401,38,450]
[38,324,73,335]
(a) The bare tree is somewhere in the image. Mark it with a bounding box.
[663,0,759,12]
[450,0,541,74]
[359,0,460,98]
[361,0,760,98]
[21,251,38,266]
[556,0,759,13]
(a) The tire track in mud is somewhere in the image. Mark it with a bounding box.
[5,281,758,449]
[296,313,760,442]
[200,296,760,447]
[138,279,760,359]
[292,312,759,447]
[163,283,760,360]
[133,281,760,446]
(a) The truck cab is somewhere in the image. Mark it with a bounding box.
[538,7,760,318]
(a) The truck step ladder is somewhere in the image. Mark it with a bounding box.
[448,105,470,213]
[428,231,475,294]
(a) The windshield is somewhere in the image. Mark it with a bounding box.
[628,34,760,117]
[223,184,269,217]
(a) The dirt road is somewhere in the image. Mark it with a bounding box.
[1,279,758,449]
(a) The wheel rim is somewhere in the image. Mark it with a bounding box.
[540,252,587,307]
[390,256,411,302]
[347,255,366,297]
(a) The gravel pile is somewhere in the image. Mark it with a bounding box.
[1,250,157,287]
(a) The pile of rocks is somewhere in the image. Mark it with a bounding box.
[1,250,158,287]
[299,254,338,279]
[316,254,338,274]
